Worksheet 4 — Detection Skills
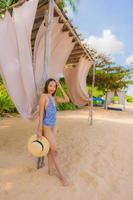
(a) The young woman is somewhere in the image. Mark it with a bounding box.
[37,78,70,186]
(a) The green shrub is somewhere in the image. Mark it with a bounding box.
[56,78,79,111]
[126,96,133,103]
[56,102,78,111]
[112,96,120,103]
[0,77,79,115]
[0,79,17,115]
[0,94,17,113]
[87,86,104,97]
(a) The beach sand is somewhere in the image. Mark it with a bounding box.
[0,105,133,200]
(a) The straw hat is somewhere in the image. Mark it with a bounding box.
[28,135,50,157]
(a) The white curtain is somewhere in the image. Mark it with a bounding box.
[13,0,39,111]
[0,1,39,119]
[0,12,32,119]
[64,56,92,106]
[34,17,75,92]
[34,17,63,91]
[49,29,75,79]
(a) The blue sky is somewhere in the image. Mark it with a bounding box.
[67,0,133,95]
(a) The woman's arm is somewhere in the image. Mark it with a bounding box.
[37,94,46,138]
[55,81,70,104]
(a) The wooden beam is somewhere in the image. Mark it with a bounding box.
[73,44,82,50]
[31,32,38,41]
[72,38,76,42]
[69,32,73,37]
[69,52,84,58]
[66,63,78,67]
[43,0,54,82]
[36,3,48,16]
[38,0,49,9]
[32,25,41,33]
[0,0,24,13]
[58,17,64,24]
[62,24,69,32]
[54,9,59,17]
[88,62,96,125]
[71,50,84,55]
[74,43,81,47]
[71,48,84,53]
[67,58,80,64]
[34,15,44,24]
[68,56,81,61]
[32,23,41,31]
[71,52,84,57]
[66,61,79,65]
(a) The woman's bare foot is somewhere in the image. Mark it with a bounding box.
[48,169,53,176]
[58,174,69,186]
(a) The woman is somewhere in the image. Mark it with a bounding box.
[37,78,70,186]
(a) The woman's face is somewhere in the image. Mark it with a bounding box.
[47,81,57,95]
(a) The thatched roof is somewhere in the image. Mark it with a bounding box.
[0,0,94,66]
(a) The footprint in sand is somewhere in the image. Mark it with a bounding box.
[23,166,36,173]
[80,172,98,188]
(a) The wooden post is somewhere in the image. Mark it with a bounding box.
[43,0,54,83]
[105,92,108,110]
[89,62,96,125]
[123,92,126,111]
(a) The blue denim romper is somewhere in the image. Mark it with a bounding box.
[43,96,57,127]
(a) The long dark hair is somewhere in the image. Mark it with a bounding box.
[44,78,57,96]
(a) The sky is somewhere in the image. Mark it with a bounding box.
[67,0,133,95]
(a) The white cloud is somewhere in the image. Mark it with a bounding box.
[85,29,124,55]
[126,55,133,65]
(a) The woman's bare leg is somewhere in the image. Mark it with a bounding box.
[47,150,53,175]
[43,125,69,186]
[47,126,56,175]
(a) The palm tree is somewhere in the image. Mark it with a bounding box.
[0,0,18,10]
[59,0,80,12]
[0,0,80,13]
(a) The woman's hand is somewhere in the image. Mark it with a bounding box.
[55,80,70,103]
[56,80,61,88]
[56,80,64,90]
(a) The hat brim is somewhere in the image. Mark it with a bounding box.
[28,135,50,157]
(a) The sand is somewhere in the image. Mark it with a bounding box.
[0,105,133,200]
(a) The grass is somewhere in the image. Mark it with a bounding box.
[126,96,133,103]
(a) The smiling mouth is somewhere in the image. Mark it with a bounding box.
[50,90,54,93]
